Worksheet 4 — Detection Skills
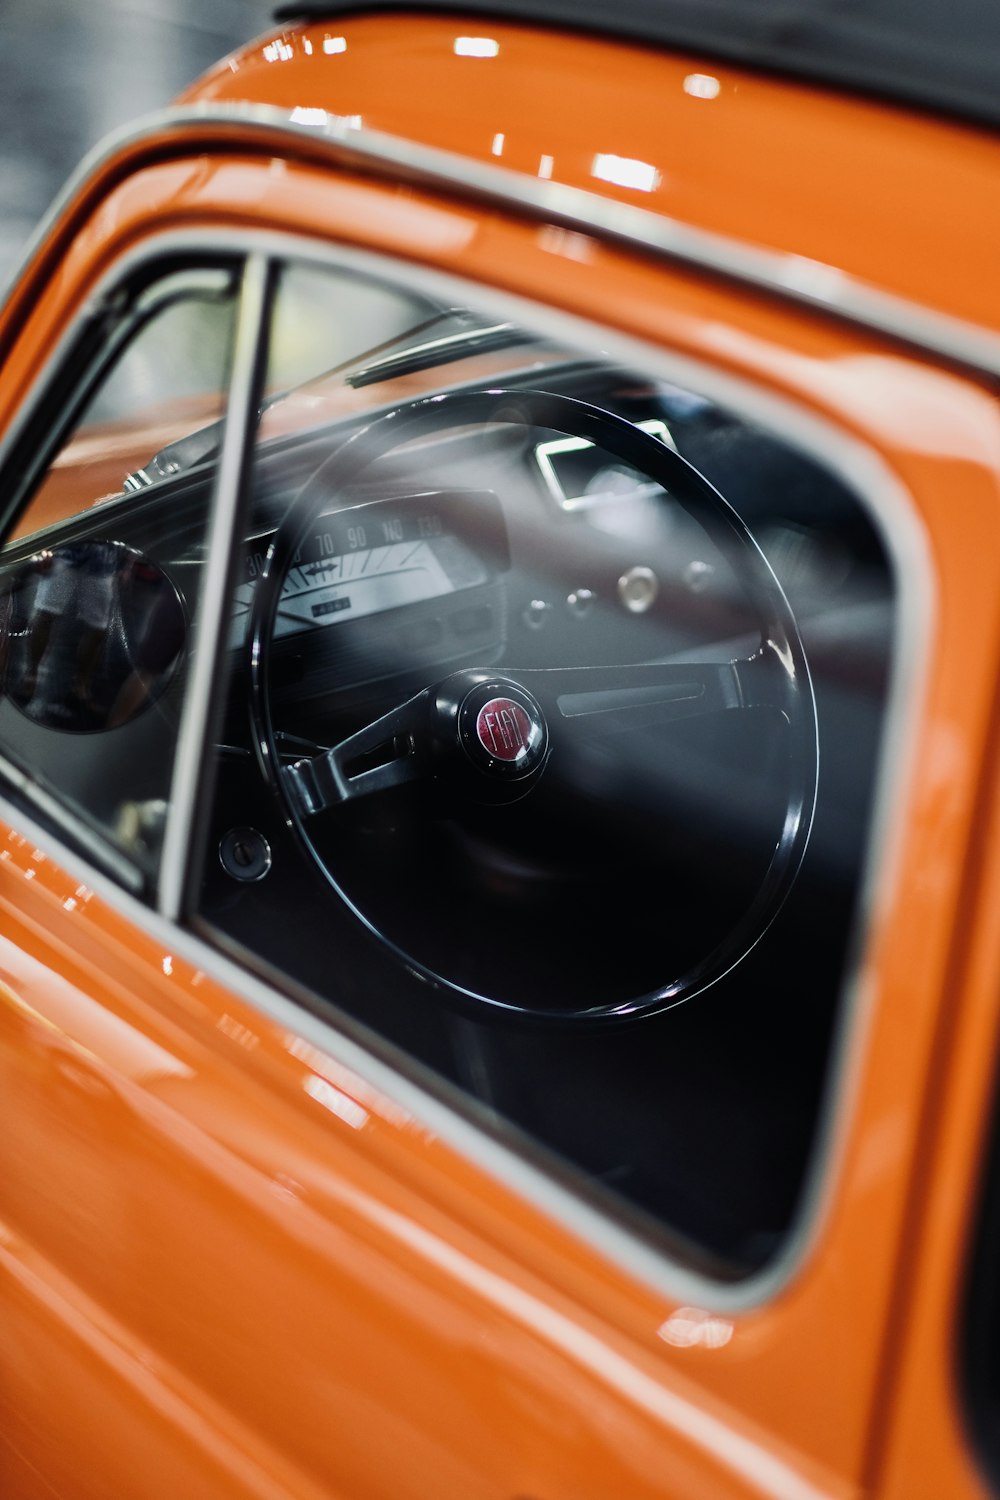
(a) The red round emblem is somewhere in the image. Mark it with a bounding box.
[475,697,534,762]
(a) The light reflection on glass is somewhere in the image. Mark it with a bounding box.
[538,153,554,179]
[323,34,347,54]
[491,131,505,157]
[591,153,661,193]
[1,542,185,734]
[454,35,500,57]
[684,73,721,99]
[766,633,795,676]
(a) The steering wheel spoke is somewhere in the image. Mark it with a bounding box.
[282,688,432,816]
[513,651,787,734]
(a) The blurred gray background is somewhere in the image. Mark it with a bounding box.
[0,0,277,279]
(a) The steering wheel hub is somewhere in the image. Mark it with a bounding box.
[458,679,548,781]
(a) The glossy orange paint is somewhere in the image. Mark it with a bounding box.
[1,13,999,1500]
[185,14,1000,336]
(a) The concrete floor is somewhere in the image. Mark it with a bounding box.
[0,0,276,281]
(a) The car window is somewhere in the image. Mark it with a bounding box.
[262,258,448,394]
[0,261,240,887]
[193,253,897,1281]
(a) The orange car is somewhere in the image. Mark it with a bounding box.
[2,4,1000,1497]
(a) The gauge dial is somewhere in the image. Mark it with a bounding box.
[274,534,484,636]
[232,490,505,649]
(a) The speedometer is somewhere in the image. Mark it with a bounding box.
[275,533,485,637]
[232,489,508,650]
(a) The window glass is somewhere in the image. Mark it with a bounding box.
[197,257,896,1278]
[0,261,239,884]
[263,260,443,393]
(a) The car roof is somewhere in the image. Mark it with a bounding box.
[273,0,1000,133]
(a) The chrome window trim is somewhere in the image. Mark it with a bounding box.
[4,103,1000,382]
[193,233,932,1314]
[0,222,932,1318]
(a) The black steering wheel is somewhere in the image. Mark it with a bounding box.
[251,389,817,1025]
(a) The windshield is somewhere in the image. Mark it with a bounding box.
[124,304,544,492]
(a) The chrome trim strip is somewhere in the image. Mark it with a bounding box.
[158,253,270,922]
[0,221,933,1314]
[4,102,1000,380]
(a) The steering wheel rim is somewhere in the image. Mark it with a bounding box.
[250,388,818,1025]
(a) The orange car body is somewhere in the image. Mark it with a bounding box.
[2,11,1000,1499]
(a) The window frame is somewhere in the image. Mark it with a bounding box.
[0,250,250,893]
[0,223,931,1312]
